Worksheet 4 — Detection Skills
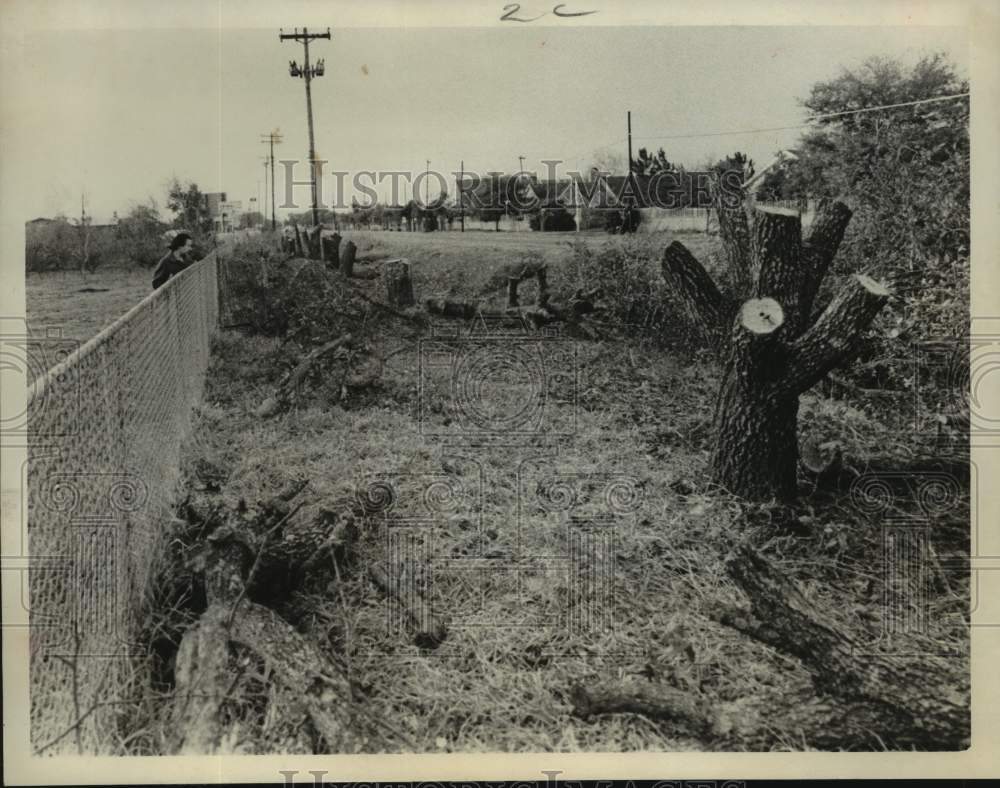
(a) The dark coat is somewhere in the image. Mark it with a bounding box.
[152,251,192,289]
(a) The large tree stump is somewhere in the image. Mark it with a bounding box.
[506,277,520,308]
[322,231,342,268]
[662,196,890,501]
[291,221,305,258]
[340,240,357,277]
[386,260,415,308]
[303,225,323,260]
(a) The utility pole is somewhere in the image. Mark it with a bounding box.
[459,159,465,232]
[627,110,633,174]
[260,130,283,231]
[425,160,430,205]
[262,159,270,226]
[280,26,330,227]
[79,193,91,272]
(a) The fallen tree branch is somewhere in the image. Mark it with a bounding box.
[715,542,969,749]
[255,334,356,416]
[569,679,713,736]
[173,493,370,753]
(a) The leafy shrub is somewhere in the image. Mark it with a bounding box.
[26,202,182,272]
[529,208,576,232]
[563,237,694,348]
[604,208,641,234]
[115,204,169,267]
[757,54,969,398]
[25,218,79,272]
[220,234,362,343]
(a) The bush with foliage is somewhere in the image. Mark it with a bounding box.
[25,218,80,272]
[603,207,641,234]
[166,178,215,234]
[115,202,169,267]
[529,207,576,231]
[563,237,695,348]
[757,54,969,401]
[219,235,362,342]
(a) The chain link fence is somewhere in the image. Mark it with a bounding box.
[27,254,219,753]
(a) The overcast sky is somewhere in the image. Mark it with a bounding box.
[7,24,967,222]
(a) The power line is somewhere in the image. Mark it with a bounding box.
[633,92,970,142]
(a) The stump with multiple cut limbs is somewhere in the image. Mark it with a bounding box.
[662,188,891,500]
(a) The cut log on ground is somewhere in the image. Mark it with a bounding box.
[349,266,380,280]
[713,542,969,749]
[172,505,365,753]
[568,675,935,750]
[168,479,387,753]
[661,195,892,501]
[427,282,603,334]
[425,298,479,320]
[569,679,713,737]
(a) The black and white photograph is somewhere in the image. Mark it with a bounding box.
[1,0,998,782]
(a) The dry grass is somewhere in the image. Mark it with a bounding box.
[124,230,969,753]
[26,267,154,344]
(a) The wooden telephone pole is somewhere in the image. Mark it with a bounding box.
[459,160,465,232]
[260,130,283,231]
[627,110,633,174]
[280,26,330,227]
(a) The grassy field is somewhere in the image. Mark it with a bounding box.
[124,229,968,754]
[26,266,152,343]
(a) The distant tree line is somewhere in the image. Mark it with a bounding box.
[26,177,214,272]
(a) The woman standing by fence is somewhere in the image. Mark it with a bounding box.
[152,231,194,289]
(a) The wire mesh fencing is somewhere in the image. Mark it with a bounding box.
[26,254,219,754]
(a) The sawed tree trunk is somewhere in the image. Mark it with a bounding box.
[662,190,890,501]
[386,260,415,307]
[340,240,357,277]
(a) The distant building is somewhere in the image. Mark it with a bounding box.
[203,192,227,220]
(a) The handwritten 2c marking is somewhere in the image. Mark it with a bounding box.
[501,4,598,22]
